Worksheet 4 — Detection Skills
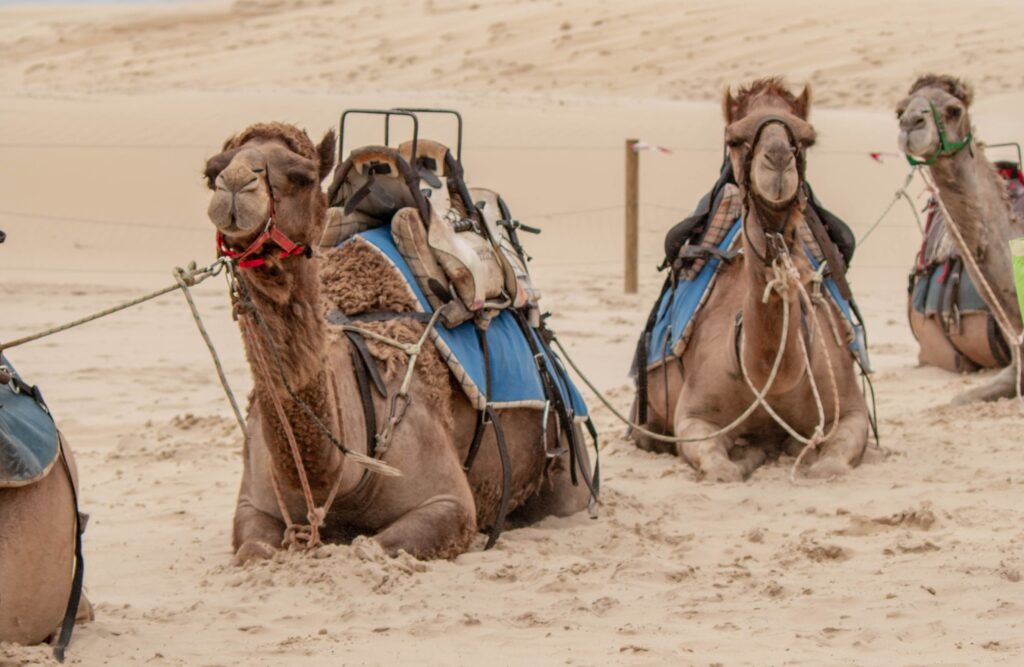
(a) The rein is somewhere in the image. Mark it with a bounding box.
[905,101,974,167]
[226,265,401,550]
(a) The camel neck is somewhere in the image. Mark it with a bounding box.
[928,145,1023,336]
[239,257,346,496]
[739,206,808,394]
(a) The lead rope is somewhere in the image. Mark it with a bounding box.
[919,169,1024,402]
[555,246,844,479]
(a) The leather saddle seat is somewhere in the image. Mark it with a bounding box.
[323,139,539,328]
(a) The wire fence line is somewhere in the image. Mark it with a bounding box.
[0,209,209,234]
[0,140,904,159]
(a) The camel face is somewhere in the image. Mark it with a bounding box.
[896,86,969,161]
[748,122,801,206]
[204,127,335,247]
[723,81,814,218]
[724,99,815,222]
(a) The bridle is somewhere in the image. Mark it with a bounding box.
[904,100,973,167]
[216,166,310,269]
[730,113,808,266]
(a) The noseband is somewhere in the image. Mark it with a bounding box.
[904,101,974,167]
[216,166,310,269]
[732,114,808,265]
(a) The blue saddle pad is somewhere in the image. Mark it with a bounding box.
[341,226,589,417]
[647,218,867,369]
[0,355,59,488]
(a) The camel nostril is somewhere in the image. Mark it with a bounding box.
[901,113,927,132]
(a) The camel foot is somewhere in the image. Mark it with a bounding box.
[699,458,745,483]
[952,367,1017,405]
[76,594,95,624]
[631,428,674,455]
[232,540,277,566]
[805,456,853,480]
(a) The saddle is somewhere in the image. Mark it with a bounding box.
[906,172,1024,369]
[662,156,857,300]
[0,356,59,488]
[322,139,539,329]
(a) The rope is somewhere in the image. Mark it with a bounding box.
[919,169,1024,401]
[173,263,246,433]
[338,307,446,453]
[553,256,795,445]
[0,259,228,351]
[554,244,845,479]
[858,167,921,245]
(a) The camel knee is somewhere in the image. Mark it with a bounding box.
[232,500,285,557]
[375,495,476,560]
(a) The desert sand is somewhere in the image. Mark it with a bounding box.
[1,0,1024,665]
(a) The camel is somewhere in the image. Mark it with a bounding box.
[897,75,1024,402]
[203,122,592,562]
[631,79,870,481]
[0,386,91,652]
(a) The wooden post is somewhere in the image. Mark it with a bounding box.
[624,138,639,294]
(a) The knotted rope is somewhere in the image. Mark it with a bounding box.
[555,243,845,479]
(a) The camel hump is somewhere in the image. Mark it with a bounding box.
[0,355,60,488]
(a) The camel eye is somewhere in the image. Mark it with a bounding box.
[946,105,962,119]
[287,170,314,188]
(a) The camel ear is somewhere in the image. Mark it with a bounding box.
[794,85,811,120]
[317,129,337,182]
[723,88,737,124]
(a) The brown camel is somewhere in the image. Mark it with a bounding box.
[0,433,91,647]
[897,74,1024,402]
[632,79,870,481]
[203,122,591,562]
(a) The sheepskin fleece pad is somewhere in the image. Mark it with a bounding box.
[320,225,589,416]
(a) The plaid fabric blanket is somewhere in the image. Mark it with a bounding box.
[680,184,826,280]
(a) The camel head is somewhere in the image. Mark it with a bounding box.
[723,78,815,227]
[896,74,974,164]
[203,122,336,251]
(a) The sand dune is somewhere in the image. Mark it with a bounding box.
[2,0,1024,665]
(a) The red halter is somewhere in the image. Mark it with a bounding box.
[216,172,308,269]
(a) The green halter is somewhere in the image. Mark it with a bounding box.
[905,101,973,167]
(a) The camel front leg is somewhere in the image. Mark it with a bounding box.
[805,409,869,479]
[675,415,744,482]
[232,497,286,565]
[374,492,476,560]
[953,365,1017,404]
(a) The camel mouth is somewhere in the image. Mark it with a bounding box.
[898,127,937,159]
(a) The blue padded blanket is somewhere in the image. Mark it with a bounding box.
[343,226,589,416]
[0,355,59,488]
[647,219,867,368]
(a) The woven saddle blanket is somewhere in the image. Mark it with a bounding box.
[645,190,865,370]
[337,226,589,417]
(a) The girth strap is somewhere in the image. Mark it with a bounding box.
[325,311,394,397]
[52,436,84,663]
